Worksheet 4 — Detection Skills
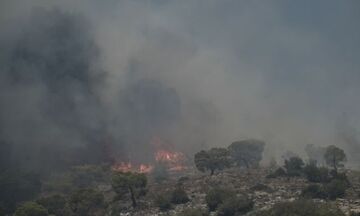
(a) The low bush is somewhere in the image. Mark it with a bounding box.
[301,184,327,199]
[205,187,235,211]
[266,167,286,178]
[36,194,69,216]
[217,195,253,216]
[250,183,273,192]
[303,163,330,183]
[154,193,172,211]
[302,178,348,200]
[176,208,209,216]
[255,199,345,216]
[331,171,351,186]
[325,179,348,200]
[171,187,190,204]
[68,188,105,216]
[14,202,49,216]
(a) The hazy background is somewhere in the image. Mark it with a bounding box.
[1,0,360,172]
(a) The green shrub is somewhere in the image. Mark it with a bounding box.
[256,199,345,216]
[154,193,172,211]
[176,208,209,216]
[217,195,253,216]
[70,165,110,188]
[111,171,147,208]
[303,163,330,183]
[266,167,286,178]
[325,179,347,200]
[205,188,235,211]
[68,188,105,216]
[301,184,327,199]
[36,194,68,216]
[331,172,350,186]
[14,202,48,216]
[171,187,190,204]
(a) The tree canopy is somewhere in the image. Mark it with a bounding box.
[194,148,231,175]
[324,145,346,171]
[228,139,265,168]
[111,171,147,207]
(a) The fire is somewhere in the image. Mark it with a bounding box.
[139,164,154,173]
[112,162,153,173]
[155,149,187,171]
[112,137,187,173]
[112,162,132,172]
[155,150,185,163]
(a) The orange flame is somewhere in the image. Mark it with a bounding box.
[112,137,187,173]
[112,162,154,173]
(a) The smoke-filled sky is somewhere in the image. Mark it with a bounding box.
[1,0,360,169]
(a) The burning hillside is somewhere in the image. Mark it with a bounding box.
[112,137,187,173]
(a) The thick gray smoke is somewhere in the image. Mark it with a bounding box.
[1,0,360,172]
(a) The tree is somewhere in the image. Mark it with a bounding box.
[68,188,105,216]
[14,202,48,216]
[303,162,330,183]
[111,171,147,208]
[194,148,231,175]
[305,144,326,165]
[228,139,265,168]
[284,156,304,176]
[324,145,346,172]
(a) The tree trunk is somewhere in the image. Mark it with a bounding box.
[210,169,214,175]
[129,186,137,208]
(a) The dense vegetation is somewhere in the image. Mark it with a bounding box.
[0,137,354,216]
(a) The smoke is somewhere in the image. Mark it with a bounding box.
[0,0,360,172]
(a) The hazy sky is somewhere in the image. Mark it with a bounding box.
[1,0,360,162]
